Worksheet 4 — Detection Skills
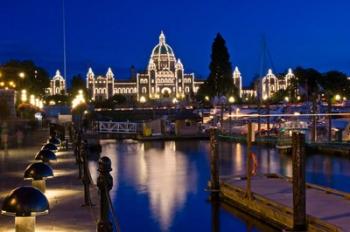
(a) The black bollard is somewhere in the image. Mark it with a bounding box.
[97,157,113,232]
[75,131,83,179]
[81,140,93,206]
[292,132,306,231]
[209,128,219,195]
[65,137,69,151]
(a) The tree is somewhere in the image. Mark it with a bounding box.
[0,60,50,96]
[0,98,10,121]
[69,74,87,97]
[320,71,350,141]
[293,67,322,101]
[293,67,322,142]
[44,94,69,105]
[198,33,237,99]
[94,94,127,109]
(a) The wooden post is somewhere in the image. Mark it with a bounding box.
[257,101,261,136]
[327,98,332,142]
[292,132,306,231]
[246,122,253,200]
[311,95,317,143]
[211,196,220,232]
[209,128,219,193]
[97,157,113,232]
[229,105,232,135]
[266,101,270,135]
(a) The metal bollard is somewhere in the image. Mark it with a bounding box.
[81,140,93,206]
[65,138,69,150]
[75,132,83,179]
[97,157,113,232]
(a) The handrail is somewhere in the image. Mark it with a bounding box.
[103,176,121,232]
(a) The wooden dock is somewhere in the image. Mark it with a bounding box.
[306,142,350,156]
[220,174,350,232]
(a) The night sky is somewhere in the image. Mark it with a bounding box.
[1,0,350,86]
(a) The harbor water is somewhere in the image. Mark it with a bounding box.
[89,139,350,232]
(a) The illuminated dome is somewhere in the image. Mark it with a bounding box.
[150,31,177,71]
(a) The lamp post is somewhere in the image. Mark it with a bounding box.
[1,186,49,232]
[203,96,210,124]
[24,162,54,193]
[219,96,227,131]
[228,96,235,135]
[262,95,270,135]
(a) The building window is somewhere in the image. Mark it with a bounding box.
[142,87,147,94]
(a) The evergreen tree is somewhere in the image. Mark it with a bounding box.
[0,60,50,96]
[69,74,86,96]
[199,33,236,99]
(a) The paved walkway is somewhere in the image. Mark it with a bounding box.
[0,130,99,232]
[224,176,350,231]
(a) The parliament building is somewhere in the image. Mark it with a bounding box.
[47,31,296,103]
[85,31,204,102]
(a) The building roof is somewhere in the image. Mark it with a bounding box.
[151,31,174,56]
[332,119,350,130]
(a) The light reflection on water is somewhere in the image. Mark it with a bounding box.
[90,139,350,232]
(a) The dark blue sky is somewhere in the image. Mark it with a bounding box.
[1,0,350,86]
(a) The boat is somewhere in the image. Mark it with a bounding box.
[276,120,308,154]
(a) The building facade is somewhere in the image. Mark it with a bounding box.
[86,31,204,102]
[233,67,295,101]
[259,68,295,100]
[47,70,66,95]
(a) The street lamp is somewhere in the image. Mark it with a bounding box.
[335,94,341,101]
[30,94,35,105]
[72,90,85,109]
[139,96,146,104]
[18,72,25,79]
[228,96,235,135]
[21,89,27,102]
[219,96,227,130]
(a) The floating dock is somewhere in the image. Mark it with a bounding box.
[221,174,350,232]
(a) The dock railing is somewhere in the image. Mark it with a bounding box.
[73,125,122,232]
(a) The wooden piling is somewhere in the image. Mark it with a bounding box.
[311,95,317,142]
[246,122,253,200]
[209,128,219,192]
[292,132,306,231]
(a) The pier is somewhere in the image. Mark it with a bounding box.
[209,128,350,232]
[221,174,347,231]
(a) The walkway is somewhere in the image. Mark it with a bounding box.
[0,129,99,232]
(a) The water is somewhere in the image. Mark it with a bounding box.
[89,140,350,232]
